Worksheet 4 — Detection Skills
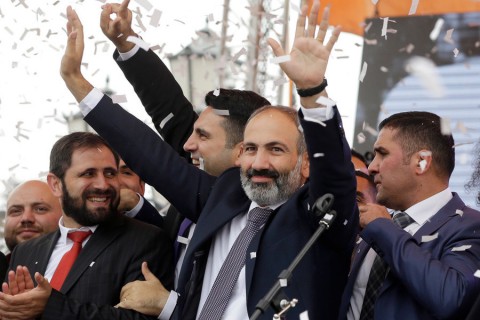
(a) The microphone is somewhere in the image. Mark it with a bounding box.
[313,193,334,219]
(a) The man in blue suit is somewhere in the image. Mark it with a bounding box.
[58,2,358,319]
[339,111,480,319]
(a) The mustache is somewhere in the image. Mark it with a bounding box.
[84,187,116,198]
[246,169,280,179]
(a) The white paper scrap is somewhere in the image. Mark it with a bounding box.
[300,310,310,320]
[421,233,438,243]
[408,0,419,15]
[112,94,127,104]
[313,153,324,158]
[444,28,455,44]
[456,209,464,216]
[250,252,256,259]
[159,113,174,129]
[279,278,287,287]
[474,270,480,278]
[359,61,368,82]
[451,245,471,252]
[177,236,189,245]
[430,18,444,41]
[270,55,291,64]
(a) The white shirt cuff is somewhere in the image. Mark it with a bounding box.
[301,105,334,124]
[79,88,104,116]
[117,44,140,61]
[124,194,144,218]
[158,291,178,320]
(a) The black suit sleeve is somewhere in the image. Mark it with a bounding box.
[134,196,164,229]
[114,49,198,161]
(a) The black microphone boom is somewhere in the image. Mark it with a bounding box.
[250,194,337,320]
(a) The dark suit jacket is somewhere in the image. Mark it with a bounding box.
[114,48,197,241]
[85,97,359,320]
[338,194,480,320]
[135,195,164,229]
[9,214,174,320]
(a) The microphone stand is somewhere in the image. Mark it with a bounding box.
[250,204,337,320]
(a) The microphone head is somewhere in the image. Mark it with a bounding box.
[313,193,334,218]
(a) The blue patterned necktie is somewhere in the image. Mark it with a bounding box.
[359,212,414,320]
[197,207,273,320]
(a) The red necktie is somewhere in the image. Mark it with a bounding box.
[50,230,92,290]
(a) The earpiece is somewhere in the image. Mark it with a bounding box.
[419,159,427,172]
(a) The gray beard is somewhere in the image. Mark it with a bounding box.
[240,157,303,206]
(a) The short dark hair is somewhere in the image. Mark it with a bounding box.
[351,149,374,184]
[205,89,271,148]
[247,105,306,155]
[379,111,455,178]
[50,132,120,180]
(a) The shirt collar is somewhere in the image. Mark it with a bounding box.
[403,187,453,227]
[57,216,98,245]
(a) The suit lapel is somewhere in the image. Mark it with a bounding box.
[35,231,60,274]
[59,216,125,293]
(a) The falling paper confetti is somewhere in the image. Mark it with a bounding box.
[405,56,445,98]
[430,18,445,41]
[475,270,480,278]
[270,55,291,64]
[159,113,174,129]
[313,153,324,158]
[359,61,368,82]
[421,233,438,243]
[300,311,310,320]
[453,48,460,57]
[440,117,452,135]
[112,94,127,104]
[357,132,366,144]
[213,88,220,96]
[408,0,419,15]
[456,209,464,217]
[444,28,455,45]
[451,245,471,252]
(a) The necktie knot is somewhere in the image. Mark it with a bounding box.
[68,230,92,243]
[248,207,273,227]
[392,212,415,229]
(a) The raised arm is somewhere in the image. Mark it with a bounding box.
[100,0,196,160]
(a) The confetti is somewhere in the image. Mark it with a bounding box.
[359,61,368,82]
[126,36,150,51]
[150,9,162,27]
[273,76,288,86]
[159,113,174,129]
[430,18,445,41]
[231,47,247,62]
[213,109,230,116]
[300,311,310,320]
[380,66,389,72]
[176,236,189,245]
[475,270,480,278]
[270,55,291,64]
[444,29,455,45]
[451,245,471,252]
[313,153,324,158]
[250,252,256,259]
[453,48,459,57]
[421,233,438,243]
[381,18,389,39]
[405,56,445,98]
[456,209,464,216]
[357,132,366,144]
[408,0,419,15]
[112,95,127,104]
[440,117,452,135]
[213,88,220,96]
[279,278,287,287]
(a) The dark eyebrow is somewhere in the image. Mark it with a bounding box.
[195,127,210,137]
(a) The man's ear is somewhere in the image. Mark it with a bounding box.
[415,150,432,175]
[47,173,63,197]
[301,152,310,180]
[234,142,244,167]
